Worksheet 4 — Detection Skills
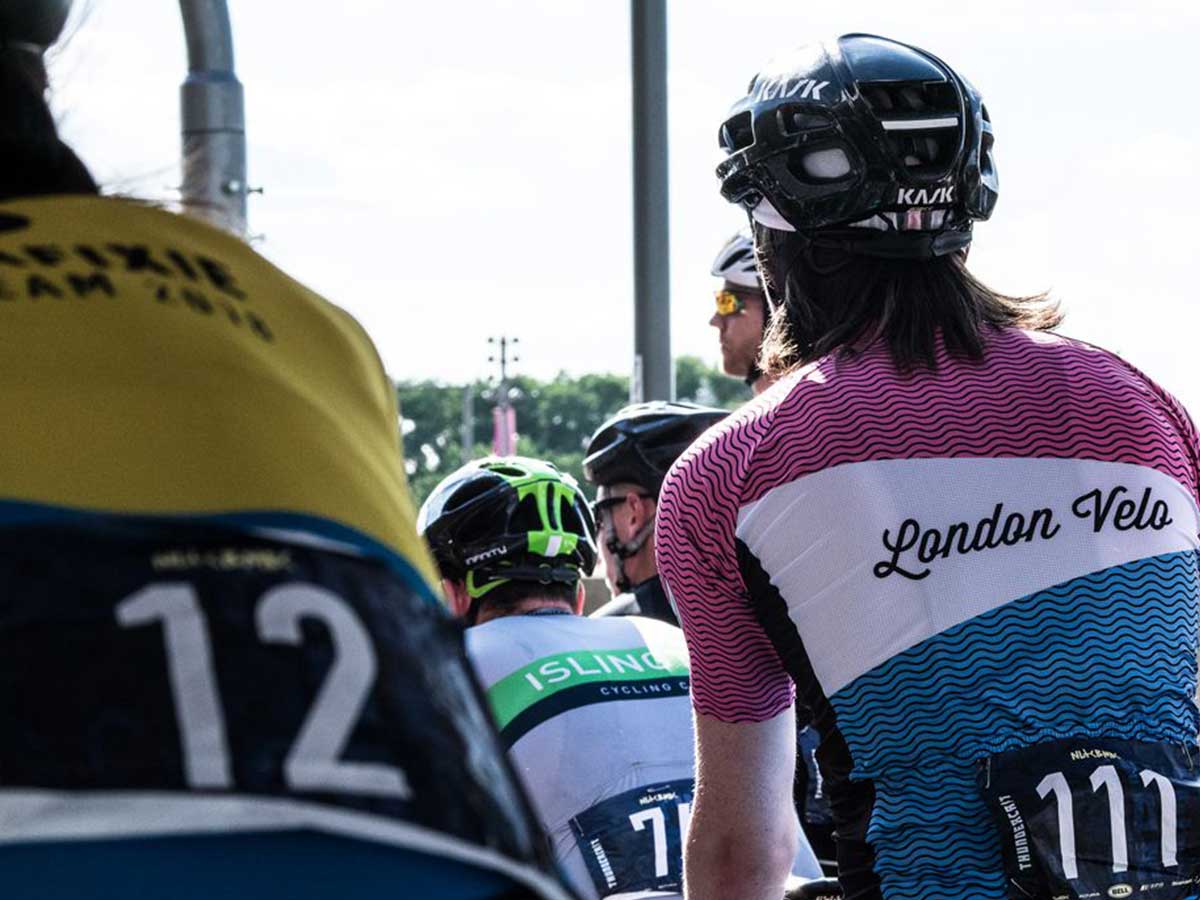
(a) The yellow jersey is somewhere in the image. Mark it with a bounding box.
[0,195,568,900]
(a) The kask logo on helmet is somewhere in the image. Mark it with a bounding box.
[751,76,832,104]
[896,186,956,206]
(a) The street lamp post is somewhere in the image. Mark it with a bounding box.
[630,0,673,402]
[179,0,247,236]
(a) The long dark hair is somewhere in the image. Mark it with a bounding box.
[753,223,1062,376]
[0,45,97,201]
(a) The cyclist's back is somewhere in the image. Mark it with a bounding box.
[660,32,1200,900]
[0,9,568,897]
[467,613,697,900]
[418,456,824,899]
[664,325,1200,898]
[0,192,566,900]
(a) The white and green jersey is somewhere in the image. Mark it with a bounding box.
[466,612,822,900]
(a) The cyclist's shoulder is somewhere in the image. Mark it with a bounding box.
[622,612,686,641]
[0,194,377,357]
[975,326,1175,397]
[1014,329,1198,438]
[659,394,775,504]
[589,591,642,619]
[465,613,586,662]
[466,613,685,672]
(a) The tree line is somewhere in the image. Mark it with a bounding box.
[398,356,749,506]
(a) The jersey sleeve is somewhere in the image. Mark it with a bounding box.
[1111,354,1200,508]
[656,432,795,724]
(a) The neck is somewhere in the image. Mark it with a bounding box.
[750,373,775,395]
[621,544,658,590]
[477,596,574,625]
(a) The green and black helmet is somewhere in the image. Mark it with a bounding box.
[417,456,598,604]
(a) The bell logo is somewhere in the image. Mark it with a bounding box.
[1107,885,1133,899]
[897,186,955,206]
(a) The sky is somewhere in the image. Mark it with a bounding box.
[48,1,1200,411]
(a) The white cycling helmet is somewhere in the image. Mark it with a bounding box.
[710,231,761,291]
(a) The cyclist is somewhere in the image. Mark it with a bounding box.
[417,456,826,900]
[712,231,836,873]
[582,402,727,625]
[583,395,836,869]
[658,33,1200,900]
[0,5,568,898]
[710,230,772,394]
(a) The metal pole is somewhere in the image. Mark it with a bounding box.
[179,0,247,235]
[630,0,673,402]
[461,382,476,465]
[488,337,520,456]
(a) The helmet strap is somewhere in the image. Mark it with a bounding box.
[463,570,510,625]
[604,518,655,594]
[464,595,486,626]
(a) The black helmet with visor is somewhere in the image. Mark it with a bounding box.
[716,33,997,259]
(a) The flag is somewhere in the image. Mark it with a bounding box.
[492,404,518,456]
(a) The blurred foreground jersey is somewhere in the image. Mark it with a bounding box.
[0,196,570,900]
[659,328,1200,900]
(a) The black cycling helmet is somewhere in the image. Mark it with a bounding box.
[0,1,72,50]
[716,33,997,259]
[583,401,728,495]
[417,457,597,616]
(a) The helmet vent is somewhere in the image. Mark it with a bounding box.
[488,465,527,478]
[447,478,494,513]
[719,111,754,153]
[862,81,961,176]
[862,81,957,117]
[777,106,833,136]
[514,494,544,529]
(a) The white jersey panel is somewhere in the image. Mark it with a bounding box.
[468,616,692,900]
[735,457,1200,696]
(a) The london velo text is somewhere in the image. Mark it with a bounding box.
[873,485,1174,581]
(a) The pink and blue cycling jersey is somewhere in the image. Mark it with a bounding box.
[657,327,1200,900]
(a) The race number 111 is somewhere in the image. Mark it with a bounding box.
[1036,766,1177,879]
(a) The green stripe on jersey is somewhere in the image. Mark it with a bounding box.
[488,645,690,730]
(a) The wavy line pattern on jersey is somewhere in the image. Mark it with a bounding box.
[828,551,1200,900]
[657,328,1200,722]
[868,762,1007,900]
[658,401,794,722]
[833,552,1200,770]
[742,331,1199,506]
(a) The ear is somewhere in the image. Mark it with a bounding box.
[572,581,586,616]
[628,492,658,532]
[442,578,472,619]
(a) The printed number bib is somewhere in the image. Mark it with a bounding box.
[570,779,693,898]
[977,737,1200,900]
[0,518,539,860]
